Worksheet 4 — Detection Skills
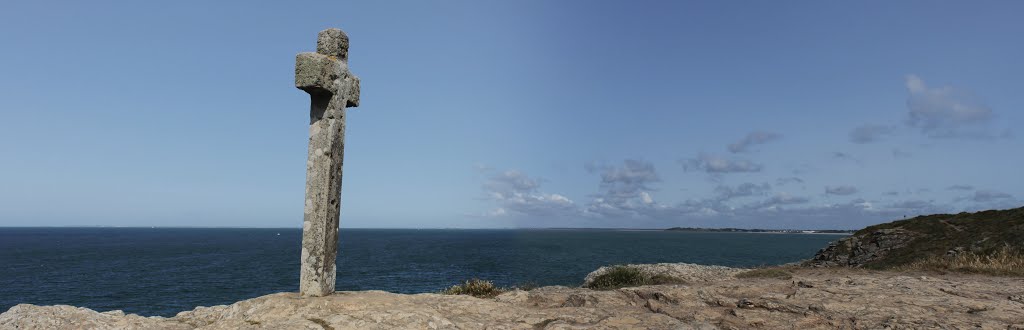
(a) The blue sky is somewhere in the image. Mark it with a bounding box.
[1,1,1021,229]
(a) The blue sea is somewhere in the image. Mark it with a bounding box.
[0,228,841,317]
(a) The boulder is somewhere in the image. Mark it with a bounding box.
[582,262,746,287]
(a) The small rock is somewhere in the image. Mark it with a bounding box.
[946,246,966,257]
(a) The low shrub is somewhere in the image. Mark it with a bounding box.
[586,266,646,290]
[584,266,687,290]
[648,274,688,285]
[441,278,505,298]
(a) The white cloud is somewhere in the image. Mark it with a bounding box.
[682,153,763,173]
[763,192,810,205]
[905,74,995,138]
[775,177,804,186]
[487,208,507,217]
[714,182,771,201]
[849,124,895,144]
[728,131,781,153]
[584,159,666,218]
[640,191,654,204]
[972,190,1012,202]
[480,170,576,217]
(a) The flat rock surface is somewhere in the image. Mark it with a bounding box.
[3,268,1023,329]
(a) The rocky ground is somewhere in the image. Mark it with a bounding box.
[3,265,1023,329]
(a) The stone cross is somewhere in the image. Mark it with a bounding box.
[294,28,360,297]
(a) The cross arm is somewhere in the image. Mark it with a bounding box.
[295,52,339,95]
[295,52,359,108]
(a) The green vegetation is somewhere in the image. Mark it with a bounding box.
[897,245,1024,276]
[585,266,645,290]
[648,274,688,285]
[440,279,540,298]
[735,268,793,280]
[857,206,1024,269]
[584,266,687,290]
[441,279,505,298]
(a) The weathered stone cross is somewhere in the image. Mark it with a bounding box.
[294,28,360,297]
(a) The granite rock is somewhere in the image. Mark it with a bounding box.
[5,268,1022,329]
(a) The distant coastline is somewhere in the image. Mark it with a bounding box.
[537,227,853,234]
[664,227,854,234]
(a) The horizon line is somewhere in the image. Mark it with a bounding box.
[0,226,857,231]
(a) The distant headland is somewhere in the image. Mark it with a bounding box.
[665,227,854,234]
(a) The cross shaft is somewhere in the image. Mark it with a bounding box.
[294,28,360,297]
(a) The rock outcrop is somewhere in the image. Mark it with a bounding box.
[805,228,919,267]
[0,305,190,330]
[4,268,1023,329]
[583,262,746,287]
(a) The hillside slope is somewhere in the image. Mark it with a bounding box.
[807,206,1024,269]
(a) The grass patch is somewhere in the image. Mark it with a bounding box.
[896,246,1024,276]
[586,266,646,290]
[735,268,793,280]
[584,266,687,290]
[441,278,505,298]
[649,274,688,285]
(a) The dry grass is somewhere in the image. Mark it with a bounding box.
[441,278,506,298]
[897,246,1024,276]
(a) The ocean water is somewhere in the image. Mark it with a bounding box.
[0,228,841,317]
